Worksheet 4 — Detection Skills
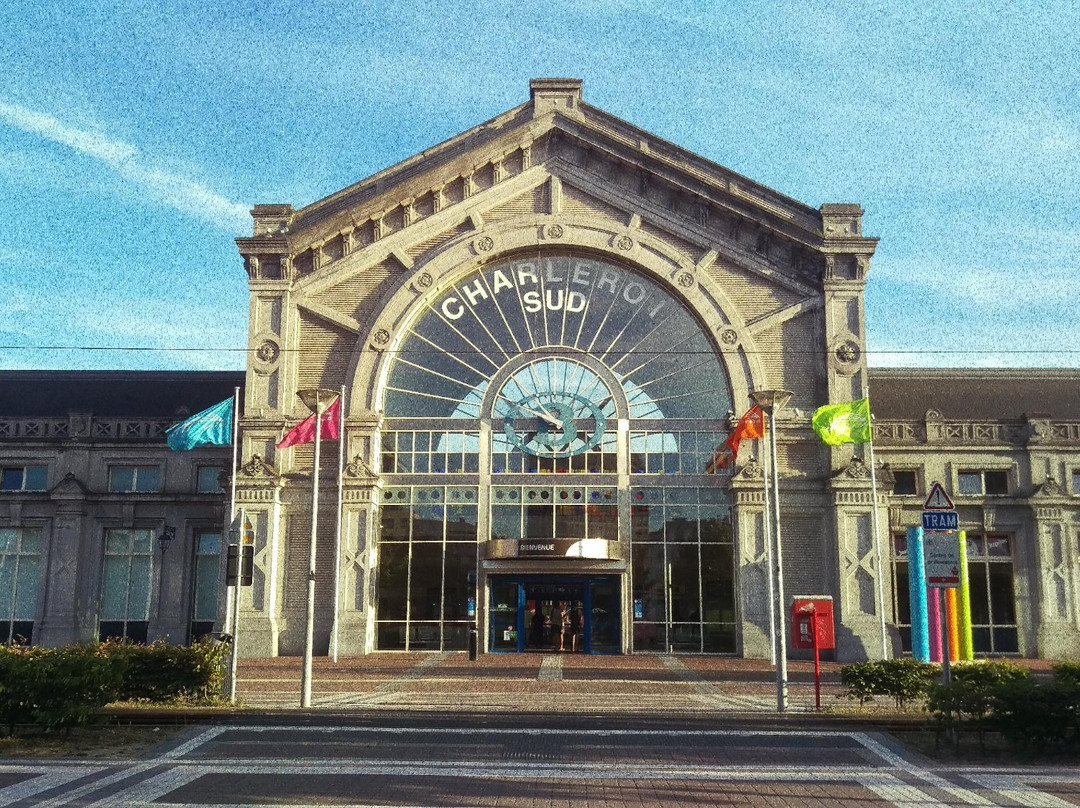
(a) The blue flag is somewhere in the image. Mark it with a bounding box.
[166,398,233,451]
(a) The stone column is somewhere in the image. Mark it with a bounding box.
[730,459,772,659]
[828,459,896,660]
[234,454,287,657]
[1030,488,1080,657]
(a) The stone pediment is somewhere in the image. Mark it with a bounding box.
[237,79,876,296]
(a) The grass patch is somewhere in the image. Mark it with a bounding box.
[0,724,185,759]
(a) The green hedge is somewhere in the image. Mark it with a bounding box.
[100,639,229,703]
[928,660,1080,754]
[0,639,229,737]
[839,659,939,709]
[0,645,124,736]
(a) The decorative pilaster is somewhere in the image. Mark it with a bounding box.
[730,459,772,658]
[1031,486,1080,657]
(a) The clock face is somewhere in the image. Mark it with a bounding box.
[497,359,614,458]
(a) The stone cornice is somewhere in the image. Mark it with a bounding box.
[0,416,193,444]
[874,418,1080,446]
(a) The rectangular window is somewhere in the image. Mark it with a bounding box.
[957,471,983,495]
[1,466,47,492]
[108,466,161,493]
[196,466,224,494]
[984,470,1008,496]
[99,528,154,642]
[190,530,221,642]
[629,431,729,476]
[957,470,1009,497]
[629,487,736,654]
[1073,470,1080,495]
[892,471,918,496]
[382,431,480,475]
[375,487,479,651]
[0,527,43,644]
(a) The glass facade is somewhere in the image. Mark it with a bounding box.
[376,486,479,651]
[375,254,735,653]
[630,487,736,652]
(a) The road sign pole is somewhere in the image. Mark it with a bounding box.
[940,587,951,685]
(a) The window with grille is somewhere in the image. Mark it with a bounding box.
[0,527,42,644]
[99,528,154,643]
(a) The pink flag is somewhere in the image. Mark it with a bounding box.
[276,397,341,449]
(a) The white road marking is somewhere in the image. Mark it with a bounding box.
[0,765,104,804]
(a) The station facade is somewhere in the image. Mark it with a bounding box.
[2,80,1078,660]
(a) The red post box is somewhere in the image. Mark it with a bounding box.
[791,596,835,650]
[791,595,834,711]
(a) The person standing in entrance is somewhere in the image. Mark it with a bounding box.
[567,604,583,652]
[529,605,546,648]
[554,603,567,651]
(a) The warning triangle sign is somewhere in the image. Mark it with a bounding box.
[923,482,954,510]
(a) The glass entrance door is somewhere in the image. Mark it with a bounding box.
[488,575,620,653]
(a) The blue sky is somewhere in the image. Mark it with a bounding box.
[1,0,1077,371]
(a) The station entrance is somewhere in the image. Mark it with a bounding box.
[488,575,621,654]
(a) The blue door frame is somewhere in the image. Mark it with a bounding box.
[488,575,620,654]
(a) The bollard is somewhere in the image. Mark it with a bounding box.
[468,626,478,660]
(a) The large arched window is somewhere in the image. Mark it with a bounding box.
[381,253,731,420]
[375,253,738,653]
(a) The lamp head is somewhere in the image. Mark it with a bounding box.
[296,387,338,413]
[749,389,794,414]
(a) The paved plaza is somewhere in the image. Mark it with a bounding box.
[1,654,1076,807]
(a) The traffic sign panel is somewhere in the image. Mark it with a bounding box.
[923,511,959,531]
[923,481,954,510]
[924,530,961,587]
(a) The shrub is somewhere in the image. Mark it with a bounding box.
[0,645,40,736]
[101,639,229,703]
[993,677,1080,752]
[928,661,1030,753]
[839,659,938,710]
[1052,661,1080,690]
[0,645,125,737]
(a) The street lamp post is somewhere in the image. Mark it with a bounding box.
[750,388,793,713]
[297,387,338,709]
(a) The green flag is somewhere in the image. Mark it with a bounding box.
[166,398,233,451]
[812,397,872,445]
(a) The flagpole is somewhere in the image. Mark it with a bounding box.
[330,384,346,663]
[759,441,776,665]
[864,387,890,660]
[227,386,240,703]
[301,400,324,709]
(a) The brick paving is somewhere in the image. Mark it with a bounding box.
[2,654,1077,806]
[234,652,850,713]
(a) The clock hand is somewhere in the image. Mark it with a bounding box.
[503,398,562,428]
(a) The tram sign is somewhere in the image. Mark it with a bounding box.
[924,531,962,587]
[922,480,958,531]
[923,510,959,531]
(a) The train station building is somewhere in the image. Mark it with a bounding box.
[2,80,1078,661]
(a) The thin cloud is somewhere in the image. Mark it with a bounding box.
[0,99,249,231]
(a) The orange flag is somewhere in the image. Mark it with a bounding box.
[706,405,765,472]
